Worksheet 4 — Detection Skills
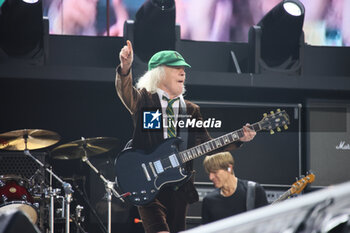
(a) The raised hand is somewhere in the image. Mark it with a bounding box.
[119,40,134,75]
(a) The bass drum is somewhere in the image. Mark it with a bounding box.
[0,175,38,224]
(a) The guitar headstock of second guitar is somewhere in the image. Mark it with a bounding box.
[290,172,316,195]
[260,109,290,134]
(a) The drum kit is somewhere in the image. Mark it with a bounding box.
[0,129,126,233]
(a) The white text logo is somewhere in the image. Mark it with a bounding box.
[336,141,350,150]
[163,118,222,128]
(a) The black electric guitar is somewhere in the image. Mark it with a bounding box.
[115,110,290,206]
[272,173,315,204]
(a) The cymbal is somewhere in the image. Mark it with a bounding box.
[0,129,60,151]
[51,137,119,160]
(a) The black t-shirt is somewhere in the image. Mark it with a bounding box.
[201,179,268,224]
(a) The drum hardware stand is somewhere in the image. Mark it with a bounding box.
[72,180,108,233]
[24,147,74,233]
[28,168,47,232]
[55,194,65,218]
[80,138,130,233]
[45,170,63,233]
[49,170,54,233]
[74,205,87,233]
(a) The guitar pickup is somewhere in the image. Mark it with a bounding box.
[169,154,180,168]
[153,160,164,174]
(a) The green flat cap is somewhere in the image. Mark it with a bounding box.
[148,50,191,70]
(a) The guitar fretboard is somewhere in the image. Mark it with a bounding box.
[179,123,261,163]
[272,190,291,204]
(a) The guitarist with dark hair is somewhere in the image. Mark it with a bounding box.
[115,40,256,233]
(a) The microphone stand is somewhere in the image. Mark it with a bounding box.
[49,169,54,233]
[24,148,74,233]
[80,139,129,233]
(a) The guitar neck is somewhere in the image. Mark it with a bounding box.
[271,173,315,204]
[179,122,261,163]
[272,189,292,204]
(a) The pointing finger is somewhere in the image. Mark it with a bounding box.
[127,40,133,55]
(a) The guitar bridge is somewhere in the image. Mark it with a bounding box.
[149,162,157,177]
[141,163,151,181]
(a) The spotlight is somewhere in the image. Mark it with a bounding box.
[0,0,43,60]
[22,0,39,3]
[248,0,305,74]
[131,0,176,62]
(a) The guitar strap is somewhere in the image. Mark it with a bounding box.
[246,181,256,211]
[177,98,188,152]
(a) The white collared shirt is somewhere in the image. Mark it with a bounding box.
[156,88,183,139]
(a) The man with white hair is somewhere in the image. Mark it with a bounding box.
[115,40,256,233]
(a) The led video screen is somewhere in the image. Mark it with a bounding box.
[43,0,350,46]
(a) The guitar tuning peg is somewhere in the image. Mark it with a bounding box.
[270,111,275,115]
[284,125,288,130]
[276,127,281,132]
[263,113,268,117]
[270,129,275,135]
[277,109,281,112]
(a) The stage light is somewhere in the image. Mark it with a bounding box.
[248,0,305,74]
[0,0,43,60]
[129,0,177,62]
[22,0,39,3]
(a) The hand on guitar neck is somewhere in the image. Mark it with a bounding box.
[240,124,256,142]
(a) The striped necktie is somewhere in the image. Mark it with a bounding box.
[162,96,180,138]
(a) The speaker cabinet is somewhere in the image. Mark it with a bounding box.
[0,152,46,179]
[307,100,350,187]
[193,101,302,186]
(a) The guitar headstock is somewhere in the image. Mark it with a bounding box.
[290,172,316,195]
[259,109,290,134]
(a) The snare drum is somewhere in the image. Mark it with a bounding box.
[0,175,38,224]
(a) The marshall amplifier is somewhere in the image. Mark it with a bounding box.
[306,100,350,187]
[192,101,302,186]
